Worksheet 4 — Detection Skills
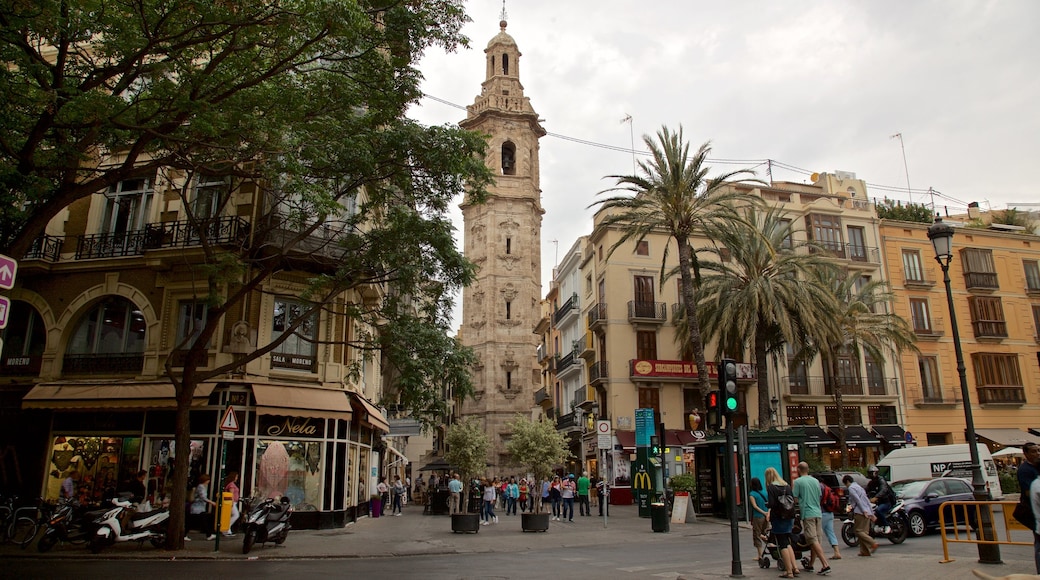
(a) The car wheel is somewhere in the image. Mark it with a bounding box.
[908,511,926,536]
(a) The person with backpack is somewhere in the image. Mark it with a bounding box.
[793,462,831,575]
[765,467,797,578]
[816,475,842,560]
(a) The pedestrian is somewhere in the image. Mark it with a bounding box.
[765,467,797,578]
[404,475,411,506]
[1030,463,1040,575]
[190,474,217,541]
[448,473,463,514]
[597,478,610,517]
[1018,442,1039,573]
[577,471,591,516]
[518,478,529,512]
[561,474,576,522]
[792,461,831,575]
[376,477,389,511]
[541,477,551,514]
[844,473,878,557]
[481,478,498,525]
[748,477,769,562]
[223,471,240,536]
[391,475,405,515]
[507,477,519,515]
[816,475,842,560]
[549,475,563,520]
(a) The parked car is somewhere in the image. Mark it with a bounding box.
[812,471,869,514]
[890,477,975,536]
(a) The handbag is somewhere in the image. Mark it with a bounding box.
[1012,499,1035,531]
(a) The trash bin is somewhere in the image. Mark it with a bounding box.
[370,496,382,518]
[650,502,669,533]
[215,492,234,532]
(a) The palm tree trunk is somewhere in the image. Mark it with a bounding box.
[830,356,849,469]
[676,237,712,394]
[754,316,771,429]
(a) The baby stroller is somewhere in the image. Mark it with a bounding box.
[759,516,809,571]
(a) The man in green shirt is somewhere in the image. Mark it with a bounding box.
[792,461,831,575]
[577,472,591,516]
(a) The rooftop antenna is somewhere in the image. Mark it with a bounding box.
[890,132,913,204]
[621,114,635,175]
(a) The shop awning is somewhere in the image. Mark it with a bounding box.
[974,428,1040,447]
[385,445,409,467]
[350,394,389,432]
[615,429,635,450]
[871,425,907,444]
[829,425,880,445]
[22,382,215,409]
[801,426,836,446]
[252,384,353,421]
[1030,428,1040,438]
[675,430,709,446]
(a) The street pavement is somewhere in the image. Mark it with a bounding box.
[4,502,1038,579]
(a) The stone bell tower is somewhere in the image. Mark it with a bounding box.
[457,15,545,471]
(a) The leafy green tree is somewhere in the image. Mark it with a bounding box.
[0,1,490,548]
[805,271,918,467]
[505,414,569,513]
[444,418,491,512]
[874,199,934,223]
[695,205,840,429]
[590,126,760,395]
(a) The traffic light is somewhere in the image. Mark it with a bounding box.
[719,358,739,416]
[650,435,660,456]
[704,390,720,429]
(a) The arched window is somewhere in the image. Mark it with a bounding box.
[1,300,46,375]
[64,297,146,373]
[501,141,516,175]
[502,53,509,75]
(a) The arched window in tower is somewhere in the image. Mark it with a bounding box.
[505,238,511,255]
[501,141,516,175]
[502,53,509,75]
[505,301,512,320]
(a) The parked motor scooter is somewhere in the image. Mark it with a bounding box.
[89,496,169,553]
[37,498,103,552]
[242,497,292,554]
[841,500,909,547]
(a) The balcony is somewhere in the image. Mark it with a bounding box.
[809,240,847,260]
[977,386,1026,405]
[846,244,881,263]
[964,271,999,290]
[23,235,63,262]
[573,386,591,406]
[587,303,608,330]
[904,266,938,289]
[536,344,548,363]
[971,320,1008,339]
[912,316,945,339]
[554,293,579,325]
[577,333,595,360]
[904,380,960,408]
[73,216,249,260]
[534,387,549,404]
[555,349,580,378]
[556,410,580,431]
[589,360,609,385]
[627,301,666,324]
[784,375,898,398]
[63,353,144,374]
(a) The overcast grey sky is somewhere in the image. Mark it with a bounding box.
[408,0,1039,307]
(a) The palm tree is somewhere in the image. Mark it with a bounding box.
[806,270,918,468]
[589,126,759,395]
[694,205,840,429]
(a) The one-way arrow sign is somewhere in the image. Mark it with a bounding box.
[219,406,240,432]
[0,254,17,290]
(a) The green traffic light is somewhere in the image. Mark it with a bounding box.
[726,398,737,411]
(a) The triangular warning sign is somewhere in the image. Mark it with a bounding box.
[219,407,240,431]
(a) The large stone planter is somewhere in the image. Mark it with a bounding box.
[521,512,550,532]
[451,513,480,533]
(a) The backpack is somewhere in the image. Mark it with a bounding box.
[773,485,797,520]
[820,483,840,513]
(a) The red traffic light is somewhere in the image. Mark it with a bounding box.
[706,391,719,410]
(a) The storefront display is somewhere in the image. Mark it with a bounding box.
[45,436,140,505]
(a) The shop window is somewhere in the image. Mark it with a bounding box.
[45,436,145,504]
[867,405,897,425]
[786,404,818,425]
[1,300,46,375]
[64,297,146,374]
[271,298,318,372]
[824,406,861,426]
[255,438,323,510]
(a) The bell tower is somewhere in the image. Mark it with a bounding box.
[458,15,545,470]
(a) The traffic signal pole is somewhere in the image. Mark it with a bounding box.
[720,358,743,577]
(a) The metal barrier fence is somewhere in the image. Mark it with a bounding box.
[937,500,1034,563]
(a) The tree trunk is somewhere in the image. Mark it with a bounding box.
[831,356,849,469]
[754,317,771,430]
[165,388,194,549]
[676,237,712,394]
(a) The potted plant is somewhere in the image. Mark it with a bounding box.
[505,414,569,532]
[444,418,490,533]
[668,473,697,523]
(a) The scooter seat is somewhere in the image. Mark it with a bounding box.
[131,509,164,521]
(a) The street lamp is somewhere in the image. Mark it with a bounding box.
[927,216,1001,564]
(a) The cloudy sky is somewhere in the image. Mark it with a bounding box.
[408,0,1039,305]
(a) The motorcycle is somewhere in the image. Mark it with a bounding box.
[841,500,909,546]
[37,498,103,552]
[89,496,169,553]
[242,497,292,554]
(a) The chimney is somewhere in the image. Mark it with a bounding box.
[967,202,980,220]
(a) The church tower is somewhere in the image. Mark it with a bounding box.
[458,15,545,470]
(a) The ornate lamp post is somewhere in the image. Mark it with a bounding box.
[927,216,1001,564]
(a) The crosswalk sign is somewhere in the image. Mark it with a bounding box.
[219,406,240,431]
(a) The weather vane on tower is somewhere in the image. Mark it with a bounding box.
[500,0,508,24]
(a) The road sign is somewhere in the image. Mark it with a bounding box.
[0,296,8,329]
[222,431,235,441]
[597,420,611,449]
[219,406,240,431]
[0,254,16,290]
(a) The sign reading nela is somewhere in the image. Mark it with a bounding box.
[259,415,323,438]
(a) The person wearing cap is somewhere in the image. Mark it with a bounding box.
[561,474,576,522]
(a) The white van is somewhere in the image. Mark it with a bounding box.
[876,443,1002,498]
